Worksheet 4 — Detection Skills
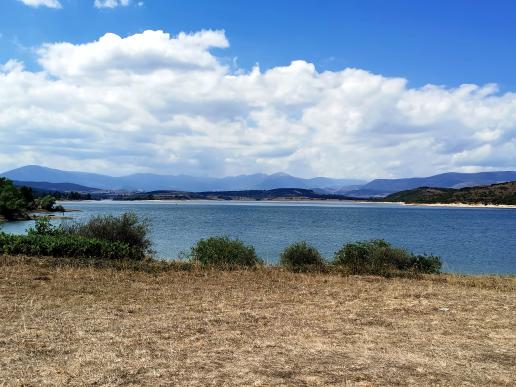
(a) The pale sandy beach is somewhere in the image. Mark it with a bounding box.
[395,202,516,209]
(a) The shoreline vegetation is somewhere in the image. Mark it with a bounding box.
[1,215,442,276]
[0,177,67,222]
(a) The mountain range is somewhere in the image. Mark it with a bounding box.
[357,171,516,194]
[1,165,365,192]
[2,165,516,197]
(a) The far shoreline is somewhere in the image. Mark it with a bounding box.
[387,201,516,209]
[58,198,516,209]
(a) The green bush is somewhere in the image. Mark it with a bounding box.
[35,195,57,211]
[332,239,441,276]
[29,217,62,236]
[0,232,142,260]
[409,254,442,274]
[53,204,65,212]
[61,212,152,256]
[280,241,325,272]
[9,215,151,261]
[190,236,262,268]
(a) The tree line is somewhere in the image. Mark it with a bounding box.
[0,178,65,220]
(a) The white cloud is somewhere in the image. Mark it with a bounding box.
[94,0,130,9]
[38,30,229,80]
[17,0,61,8]
[0,29,515,178]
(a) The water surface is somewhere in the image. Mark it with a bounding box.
[2,200,515,274]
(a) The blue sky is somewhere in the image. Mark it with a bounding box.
[0,0,515,178]
[2,0,516,88]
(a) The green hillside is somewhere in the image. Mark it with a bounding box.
[385,181,516,205]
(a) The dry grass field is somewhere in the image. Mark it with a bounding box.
[0,255,515,386]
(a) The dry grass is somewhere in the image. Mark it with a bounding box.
[0,256,515,386]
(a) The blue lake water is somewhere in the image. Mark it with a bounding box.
[1,200,515,274]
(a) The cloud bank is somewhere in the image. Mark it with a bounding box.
[1,29,515,178]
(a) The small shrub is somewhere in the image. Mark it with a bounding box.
[61,212,152,257]
[190,236,262,268]
[410,254,442,274]
[280,241,325,272]
[29,217,63,236]
[53,205,65,212]
[332,239,441,276]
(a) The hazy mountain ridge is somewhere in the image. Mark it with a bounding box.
[2,165,364,192]
[362,171,516,192]
[342,171,516,197]
[3,165,516,195]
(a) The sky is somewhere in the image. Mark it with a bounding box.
[0,0,515,178]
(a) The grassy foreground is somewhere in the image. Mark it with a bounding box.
[1,256,515,385]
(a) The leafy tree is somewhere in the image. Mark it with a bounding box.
[0,178,31,219]
[19,186,35,209]
[35,195,57,211]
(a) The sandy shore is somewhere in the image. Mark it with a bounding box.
[64,198,516,209]
[392,201,516,209]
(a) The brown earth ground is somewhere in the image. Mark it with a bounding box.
[0,256,515,386]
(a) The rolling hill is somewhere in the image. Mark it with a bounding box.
[115,188,357,201]
[384,181,516,205]
[344,171,516,196]
[12,180,99,193]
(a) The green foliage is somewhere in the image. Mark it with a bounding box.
[35,195,57,211]
[29,217,62,237]
[0,178,66,219]
[0,178,32,219]
[385,182,516,205]
[53,204,65,212]
[280,241,325,272]
[0,232,141,260]
[190,236,262,268]
[19,186,35,206]
[0,214,152,261]
[332,239,441,276]
[61,212,152,256]
[409,254,442,274]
